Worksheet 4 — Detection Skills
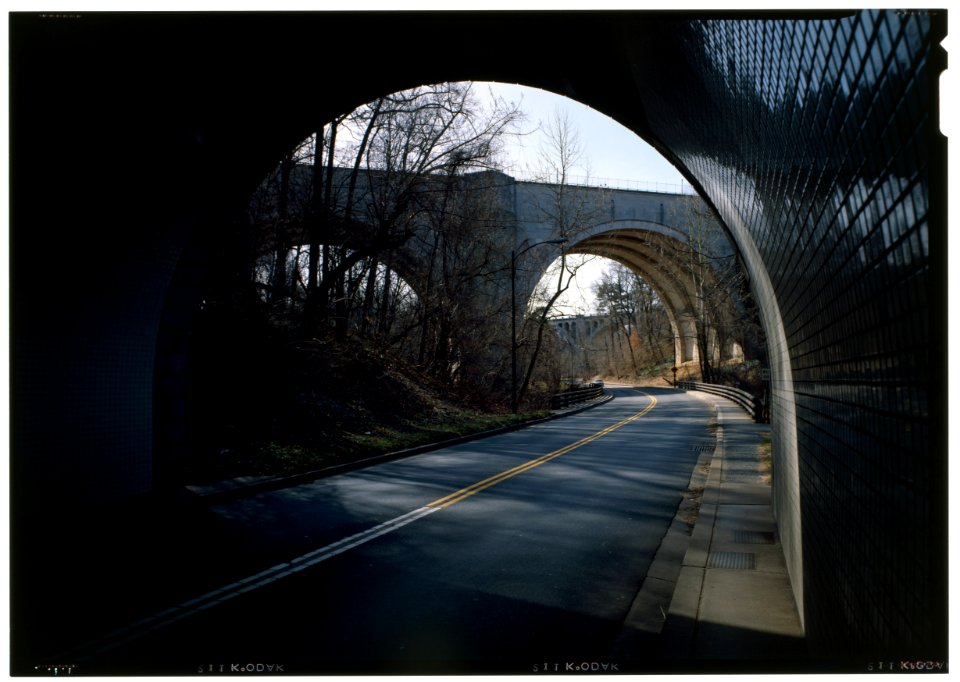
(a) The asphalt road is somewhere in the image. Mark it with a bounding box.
[64,386,715,675]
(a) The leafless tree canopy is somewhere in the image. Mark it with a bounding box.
[240,83,529,402]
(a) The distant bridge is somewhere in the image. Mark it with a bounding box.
[259,166,746,365]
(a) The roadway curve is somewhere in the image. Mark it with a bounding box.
[70,387,715,674]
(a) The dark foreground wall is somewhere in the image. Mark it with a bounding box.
[10,10,946,665]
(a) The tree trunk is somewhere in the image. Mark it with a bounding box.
[417,231,441,365]
[377,254,394,336]
[306,126,324,326]
[359,255,379,337]
[271,155,293,307]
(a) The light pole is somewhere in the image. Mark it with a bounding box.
[511,238,568,413]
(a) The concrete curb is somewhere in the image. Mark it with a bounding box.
[189,393,616,505]
[610,399,717,659]
[656,413,726,659]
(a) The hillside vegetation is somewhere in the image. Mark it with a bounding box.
[180,320,548,485]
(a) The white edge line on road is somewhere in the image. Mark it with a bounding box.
[65,391,658,661]
[68,505,441,660]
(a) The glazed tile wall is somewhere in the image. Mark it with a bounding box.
[635,10,944,657]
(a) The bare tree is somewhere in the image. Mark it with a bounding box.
[248,83,522,341]
[406,171,516,384]
[592,262,673,377]
[671,198,753,382]
[515,110,605,407]
[593,264,641,376]
[325,84,520,339]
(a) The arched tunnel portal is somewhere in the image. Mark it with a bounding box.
[11,10,946,661]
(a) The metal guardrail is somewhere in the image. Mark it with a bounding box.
[551,384,604,409]
[677,381,767,422]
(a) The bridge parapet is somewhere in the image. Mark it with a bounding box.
[251,165,748,369]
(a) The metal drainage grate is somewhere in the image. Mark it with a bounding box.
[708,551,757,570]
[733,530,776,545]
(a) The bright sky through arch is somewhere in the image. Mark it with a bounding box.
[476,82,686,316]
[477,81,688,190]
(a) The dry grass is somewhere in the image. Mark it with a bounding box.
[680,485,705,534]
[758,434,773,485]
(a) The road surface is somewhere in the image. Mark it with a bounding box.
[61,386,715,675]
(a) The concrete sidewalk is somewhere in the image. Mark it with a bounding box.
[612,389,807,672]
[657,392,807,669]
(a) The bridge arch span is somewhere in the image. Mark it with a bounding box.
[565,224,734,366]
[575,216,710,247]
[508,184,747,369]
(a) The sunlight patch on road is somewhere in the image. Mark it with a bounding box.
[60,391,658,661]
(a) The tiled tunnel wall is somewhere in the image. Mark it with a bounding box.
[628,10,945,657]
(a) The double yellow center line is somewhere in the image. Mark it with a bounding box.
[427,391,658,509]
[60,391,658,661]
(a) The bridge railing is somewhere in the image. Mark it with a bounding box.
[510,170,697,195]
[677,381,767,423]
[551,383,605,410]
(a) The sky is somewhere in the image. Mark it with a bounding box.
[478,81,690,191]
[476,81,686,316]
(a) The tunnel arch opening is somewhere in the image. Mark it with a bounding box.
[214,78,803,620]
[11,10,943,664]
[159,75,780,487]
[151,15,941,644]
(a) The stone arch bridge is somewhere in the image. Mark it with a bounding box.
[265,165,746,367]
[510,176,746,366]
[11,10,945,663]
